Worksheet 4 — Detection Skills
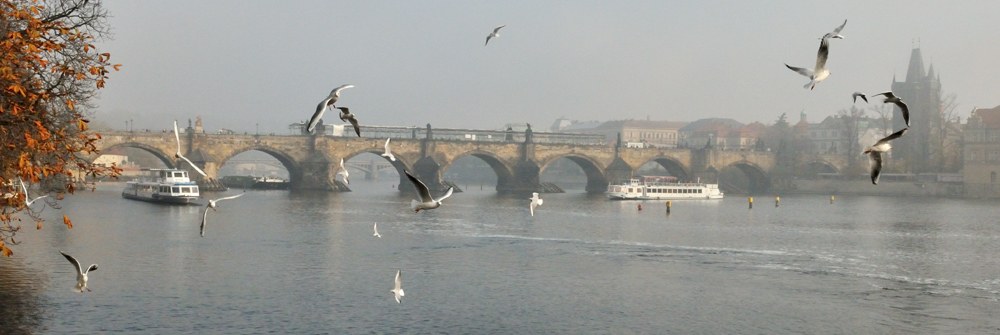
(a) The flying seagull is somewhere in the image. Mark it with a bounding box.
[873,91,910,127]
[60,251,98,292]
[173,120,207,177]
[308,84,354,133]
[336,107,361,137]
[405,170,453,213]
[485,25,505,46]
[852,92,868,104]
[864,128,908,185]
[373,222,381,238]
[822,19,847,40]
[200,192,245,237]
[390,269,405,303]
[785,37,831,90]
[529,192,543,216]
[337,158,350,185]
[381,138,396,162]
[17,177,48,206]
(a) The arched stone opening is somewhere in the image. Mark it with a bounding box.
[719,162,770,194]
[800,161,839,179]
[218,147,301,185]
[540,155,608,193]
[636,157,691,182]
[440,153,514,192]
[95,143,175,169]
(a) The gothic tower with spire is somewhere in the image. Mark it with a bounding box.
[890,47,942,171]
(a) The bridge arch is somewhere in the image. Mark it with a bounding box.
[217,146,302,183]
[800,160,839,178]
[94,142,175,168]
[340,148,413,183]
[720,161,771,194]
[438,150,515,188]
[636,157,691,182]
[538,154,607,193]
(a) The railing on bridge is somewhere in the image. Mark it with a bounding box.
[324,125,607,145]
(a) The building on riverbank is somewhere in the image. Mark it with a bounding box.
[963,105,1000,197]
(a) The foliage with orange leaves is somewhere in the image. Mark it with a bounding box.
[1,0,121,256]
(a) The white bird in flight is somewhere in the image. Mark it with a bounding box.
[308,84,354,133]
[336,107,361,137]
[485,25,505,46]
[336,158,350,185]
[405,170,453,213]
[390,269,405,303]
[873,91,910,127]
[864,128,908,185]
[529,192,543,216]
[785,37,832,90]
[200,192,245,237]
[173,120,207,177]
[60,251,98,292]
[373,222,381,238]
[18,177,48,206]
[852,92,868,104]
[381,138,396,162]
[822,19,847,40]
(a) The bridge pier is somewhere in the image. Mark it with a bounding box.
[296,152,342,191]
[496,160,543,193]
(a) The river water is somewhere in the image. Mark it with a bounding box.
[1,181,999,334]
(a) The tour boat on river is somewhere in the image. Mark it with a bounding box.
[606,176,723,200]
[122,169,200,204]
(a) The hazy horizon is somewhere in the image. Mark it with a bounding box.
[93,0,1000,133]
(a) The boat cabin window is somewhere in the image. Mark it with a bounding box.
[172,187,180,193]
[173,172,184,178]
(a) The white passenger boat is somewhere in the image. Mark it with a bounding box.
[122,169,200,204]
[606,176,723,200]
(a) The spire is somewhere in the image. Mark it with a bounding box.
[926,63,935,80]
[905,48,926,82]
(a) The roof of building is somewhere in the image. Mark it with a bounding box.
[679,118,744,132]
[972,105,1000,128]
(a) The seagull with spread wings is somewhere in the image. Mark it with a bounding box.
[822,19,847,40]
[852,92,868,104]
[336,107,361,137]
[373,222,381,238]
[17,177,48,206]
[390,270,405,303]
[785,37,832,90]
[485,25,505,46]
[308,84,354,133]
[529,192,543,216]
[873,91,910,127]
[60,251,98,292]
[381,138,396,162]
[200,192,245,237]
[405,170,453,213]
[337,158,350,185]
[864,128,908,185]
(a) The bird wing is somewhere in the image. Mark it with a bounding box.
[530,201,535,216]
[60,251,83,275]
[200,205,209,237]
[331,84,354,97]
[405,170,433,202]
[814,38,830,73]
[876,128,908,145]
[173,120,182,155]
[895,101,910,127]
[785,64,813,77]
[869,152,883,185]
[493,25,505,33]
[347,116,361,137]
[18,177,27,196]
[308,98,330,132]
[873,91,895,99]
[176,153,208,177]
[384,138,392,155]
[485,35,492,46]
[214,192,245,202]
[374,223,379,234]
[394,270,402,290]
[434,187,454,203]
[832,19,847,34]
[339,158,345,169]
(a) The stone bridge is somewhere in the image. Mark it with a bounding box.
[86,125,847,194]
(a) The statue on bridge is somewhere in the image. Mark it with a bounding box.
[525,123,533,143]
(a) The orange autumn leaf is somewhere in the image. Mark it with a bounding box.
[37,221,42,230]
[1,243,12,257]
[63,215,72,229]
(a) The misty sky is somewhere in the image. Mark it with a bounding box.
[94,0,1000,134]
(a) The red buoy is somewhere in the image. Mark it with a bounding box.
[637,204,643,210]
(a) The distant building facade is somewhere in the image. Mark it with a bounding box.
[963,105,1000,197]
[559,118,688,148]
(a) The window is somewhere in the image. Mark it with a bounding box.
[172,187,180,193]
[991,133,999,142]
[192,187,199,193]
[989,152,1000,161]
[971,152,978,161]
[992,172,997,184]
